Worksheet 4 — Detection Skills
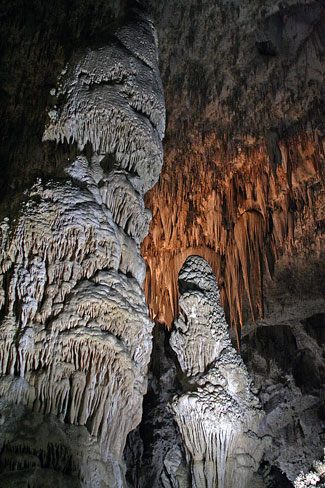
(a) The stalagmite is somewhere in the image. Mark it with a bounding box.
[0,6,165,487]
[170,255,265,488]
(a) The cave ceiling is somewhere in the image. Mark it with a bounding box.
[0,0,324,340]
[143,0,325,340]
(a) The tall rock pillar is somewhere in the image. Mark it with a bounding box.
[0,7,165,487]
[170,255,265,488]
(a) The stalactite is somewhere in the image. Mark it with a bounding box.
[142,132,324,338]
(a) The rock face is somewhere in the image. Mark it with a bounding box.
[137,2,325,484]
[294,448,325,487]
[169,255,265,488]
[241,315,325,483]
[0,6,165,487]
[124,268,325,488]
[124,323,184,488]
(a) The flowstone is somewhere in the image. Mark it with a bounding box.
[0,6,165,487]
[170,256,265,488]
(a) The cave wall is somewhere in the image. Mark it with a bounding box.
[241,314,325,483]
[125,262,325,487]
[130,1,325,486]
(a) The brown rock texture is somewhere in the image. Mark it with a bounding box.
[142,0,325,338]
[142,132,324,336]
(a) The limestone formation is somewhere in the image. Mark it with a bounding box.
[170,255,265,488]
[0,7,165,487]
[142,0,325,338]
[241,319,325,483]
[0,1,324,486]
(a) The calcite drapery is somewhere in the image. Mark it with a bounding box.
[170,255,265,488]
[0,7,165,487]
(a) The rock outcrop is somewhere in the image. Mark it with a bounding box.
[0,6,165,487]
[169,255,265,488]
[241,315,325,483]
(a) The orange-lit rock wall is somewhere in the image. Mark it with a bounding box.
[143,0,325,340]
[142,131,324,339]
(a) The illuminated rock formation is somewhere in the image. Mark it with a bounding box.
[241,317,325,483]
[170,256,265,488]
[142,0,325,340]
[139,2,325,482]
[0,6,165,487]
[294,449,325,487]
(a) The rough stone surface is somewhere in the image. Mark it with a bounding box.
[0,1,324,486]
[125,324,185,488]
[294,448,325,487]
[142,0,325,339]
[241,314,325,483]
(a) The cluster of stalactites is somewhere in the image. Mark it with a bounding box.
[170,256,265,488]
[0,183,153,459]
